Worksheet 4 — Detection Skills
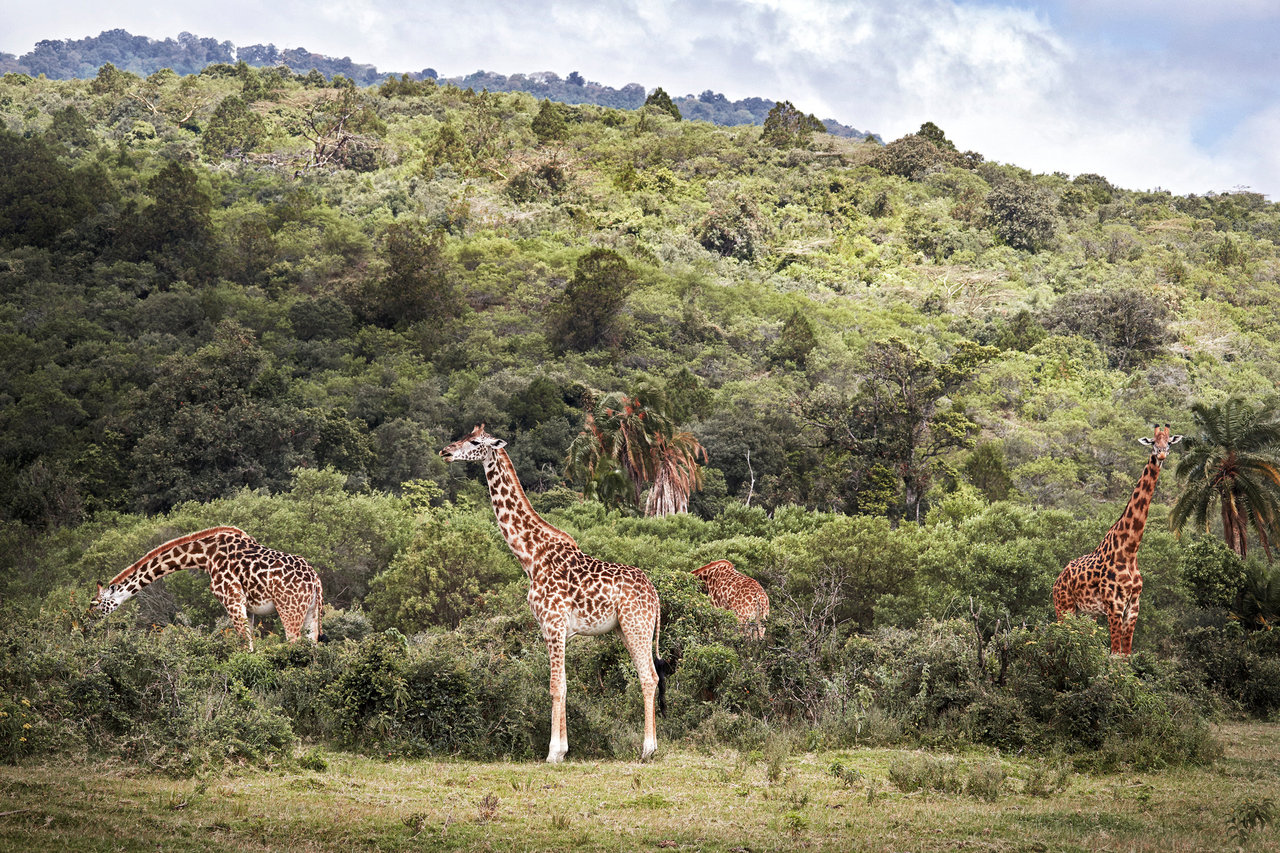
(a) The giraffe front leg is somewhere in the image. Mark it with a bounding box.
[545,627,569,763]
[220,594,255,652]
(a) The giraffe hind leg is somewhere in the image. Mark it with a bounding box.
[619,612,659,761]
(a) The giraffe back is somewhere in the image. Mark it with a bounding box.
[692,560,770,627]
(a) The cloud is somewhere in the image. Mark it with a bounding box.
[2,0,1275,196]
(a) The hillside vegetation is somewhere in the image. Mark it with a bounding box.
[1,61,1278,782]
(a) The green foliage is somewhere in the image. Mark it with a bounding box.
[643,87,682,122]
[201,95,266,157]
[1171,397,1280,560]
[1044,286,1170,370]
[761,100,824,149]
[985,178,1058,251]
[549,248,637,352]
[1179,536,1247,609]
[0,67,1277,770]
[365,502,519,632]
[870,133,962,180]
[696,195,764,260]
[531,99,568,142]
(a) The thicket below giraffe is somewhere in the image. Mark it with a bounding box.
[1052,425,1182,654]
[88,526,324,651]
[692,559,770,639]
[440,424,671,762]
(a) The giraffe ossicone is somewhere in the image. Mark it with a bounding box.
[88,526,324,652]
[692,559,770,640]
[440,424,670,762]
[1052,425,1182,655]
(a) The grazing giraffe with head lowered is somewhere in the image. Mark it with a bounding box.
[692,560,770,639]
[440,424,670,762]
[89,526,324,651]
[1052,425,1181,654]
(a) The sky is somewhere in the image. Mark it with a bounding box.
[4,0,1278,198]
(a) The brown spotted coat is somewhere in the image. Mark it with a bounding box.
[692,560,770,639]
[1052,426,1181,654]
[440,424,667,762]
[89,526,324,651]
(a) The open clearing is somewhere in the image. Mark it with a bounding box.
[1,722,1276,852]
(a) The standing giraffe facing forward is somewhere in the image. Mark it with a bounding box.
[692,560,770,639]
[441,425,671,762]
[1053,425,1181,654]
[89,526,324,651]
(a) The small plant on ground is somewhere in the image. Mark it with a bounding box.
[1229,795,1275,844]
[828,759,864,788]
[965,760,1005,801]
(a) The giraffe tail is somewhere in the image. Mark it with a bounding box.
[653,609,675,717]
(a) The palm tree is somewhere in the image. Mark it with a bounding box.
[565,386,707,516]
[1170,397,1280,560]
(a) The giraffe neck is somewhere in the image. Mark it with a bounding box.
[109,527,243,600]
[482,449,570,574]
[1102,455,1162,559]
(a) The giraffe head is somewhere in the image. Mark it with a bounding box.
[439,424,507,463]
[87,581,132,619]
[1137,424,1182,465]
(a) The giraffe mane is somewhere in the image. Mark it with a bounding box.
[108,526,255,585]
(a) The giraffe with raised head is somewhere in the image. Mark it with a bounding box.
[692,560,770,639]
[1052,425,1182,655]
[440,424,670,762]
[89,526,324,651]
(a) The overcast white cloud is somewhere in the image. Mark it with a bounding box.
[4,0,1277,197]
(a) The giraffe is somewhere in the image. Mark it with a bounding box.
[1052,425,1182,655]
[692,560,770,640]
[440,424,670,762]
[88,526,324,652]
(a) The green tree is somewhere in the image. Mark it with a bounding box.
[1044,286,1170,370]
[531,98,568,143]
[643,87,682,121]
[869,134,960,180]
[131,160,214,280]
[0,129,102,249]
[365,502,518,631]
[565,385,706,515]
[1178,535,1248,609]
[358,222,464,338]
[800,339,995,520]
[770,309,818,369]
[696,196,765,260]
[917,121,956,151]
[548,248,637,352]
[985,179,1058,252]
[1171,397,1280,560]
[126,323,313,513]
[201,95,266,158]
[761,100,825,148]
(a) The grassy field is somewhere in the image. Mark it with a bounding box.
[0,722,1276,852]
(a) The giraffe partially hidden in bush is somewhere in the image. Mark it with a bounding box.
[440,424,671,762]
[692,560,770,639]
[88,526,324,651]
[1052,425,1182,654]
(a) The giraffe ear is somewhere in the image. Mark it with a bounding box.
[491,437,507,449]
[1168,435,1183,445]
[1137,437,1154,446]
[96,582,103,594]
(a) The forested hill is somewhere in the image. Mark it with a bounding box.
[3,48,1280,756]
[0,29,873,137]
